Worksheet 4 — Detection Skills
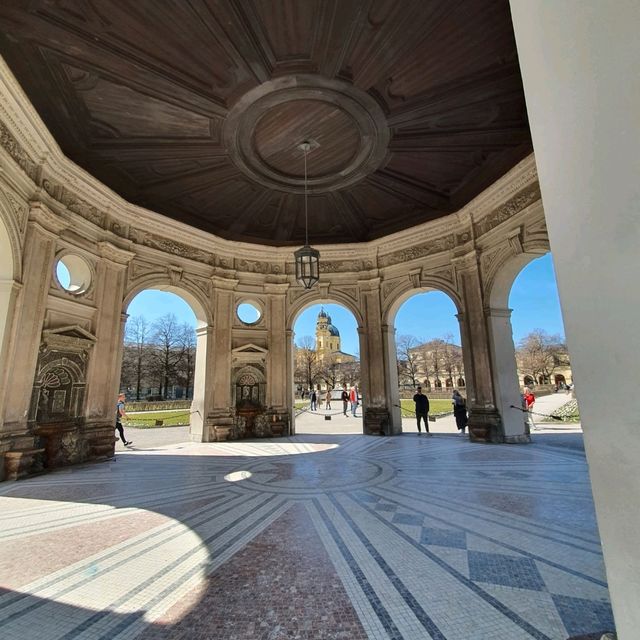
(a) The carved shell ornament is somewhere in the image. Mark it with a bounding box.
[41,367,70,388]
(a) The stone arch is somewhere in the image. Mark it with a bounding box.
[383,285,462,432]
[122,275,211,442]
[487,250,549,309]
[486,249,552,440]
[0,189,23,279]
[383,281,462,325]
[124,275,211,328]
[286,290,363,331]
[288,297,363,434]
[0,194,21,422]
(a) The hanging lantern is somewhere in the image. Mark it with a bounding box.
[294,141,320,289]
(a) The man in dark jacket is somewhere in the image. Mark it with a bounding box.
[413,386,430,435]
[341,384,349,417]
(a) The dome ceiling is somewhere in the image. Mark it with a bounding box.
[0,0,532,246]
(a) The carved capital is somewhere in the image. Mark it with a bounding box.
[211,274,239,291]
[98,241,136,266]
[264,282,289,295]
[28,201,68,236]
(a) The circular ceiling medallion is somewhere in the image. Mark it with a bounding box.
[224,75,390,194]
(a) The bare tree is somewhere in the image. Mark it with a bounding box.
[317,352,342,389]
[123,315,150,400]
[430,338,443,387]
[517,329,567,384]
[296,335,317,391]
[396,334,422,388]
[441,333,458,387]
[177,322,197,399]
[149,313,186,398]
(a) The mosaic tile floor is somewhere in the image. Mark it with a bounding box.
[0,434,613,639]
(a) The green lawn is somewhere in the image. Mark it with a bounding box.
[125,410,192,428]
[399,398,453,417]
[126,401,455,427]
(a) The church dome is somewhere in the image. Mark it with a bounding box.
[318,308,328,319]
[328,324,340,337]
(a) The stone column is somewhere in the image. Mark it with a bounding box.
[455,254,502,442]
[358,277,390,435]
[190,324,212,442]
[207,276,238,440]
[265,284,290,435]
[1,202,67,433]
[83,242,135,458]
[511,2,640,634]
[486,307,529,442]
[286,328,295,434]
[382,322,402,434]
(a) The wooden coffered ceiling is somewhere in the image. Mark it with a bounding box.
[0,0,532,246]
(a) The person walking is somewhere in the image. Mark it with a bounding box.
[341,384,349,417]
[310,389,317,412]
[115,393,133,446]
[325,388,332,410]
[452,389,468,436]
[413,385,430,435]
[523,386,538,430]
[349,384,359,417]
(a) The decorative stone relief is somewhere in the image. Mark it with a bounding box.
[167,265,184,285]
[140,231,215,264]
[0,120,38,182]
[5,191,28,232]
[381,277,407,302]
[129,260,162,283]
[379,234,456,268]
[473,184,541,238]
[42,179,105,227]
[29,326,96,424]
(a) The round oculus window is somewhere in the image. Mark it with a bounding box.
[237,302,262,324]
[55,254,92,295]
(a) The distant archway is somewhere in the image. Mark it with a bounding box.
[386,289,463,433]
[122,284,208,442]
[488,252,569,439]
[289,301,361,434]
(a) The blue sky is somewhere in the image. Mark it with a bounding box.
[126,254,565,353]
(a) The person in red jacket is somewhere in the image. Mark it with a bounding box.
[523,387,538,431]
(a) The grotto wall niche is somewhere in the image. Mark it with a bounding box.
[29,325,96,467]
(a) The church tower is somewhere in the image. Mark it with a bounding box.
[315,308,341,361]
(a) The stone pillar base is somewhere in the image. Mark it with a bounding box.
[85,424,117,461]
[35,423,87,468]
[207,410,236,441]
[468,407,504,443]
[504,433,532,444]
[264,409,290,437]
[363,407,390,436]
[4,447,45,480]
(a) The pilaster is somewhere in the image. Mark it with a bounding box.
[84,242,136,420]
[265,283,289,412]
[2,202,67,431]
[208,277,238,439]
[455,252,503,442]
[357,277,390,435]
[486,306,529,443]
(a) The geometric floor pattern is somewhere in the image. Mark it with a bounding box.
[0,434,614,639]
